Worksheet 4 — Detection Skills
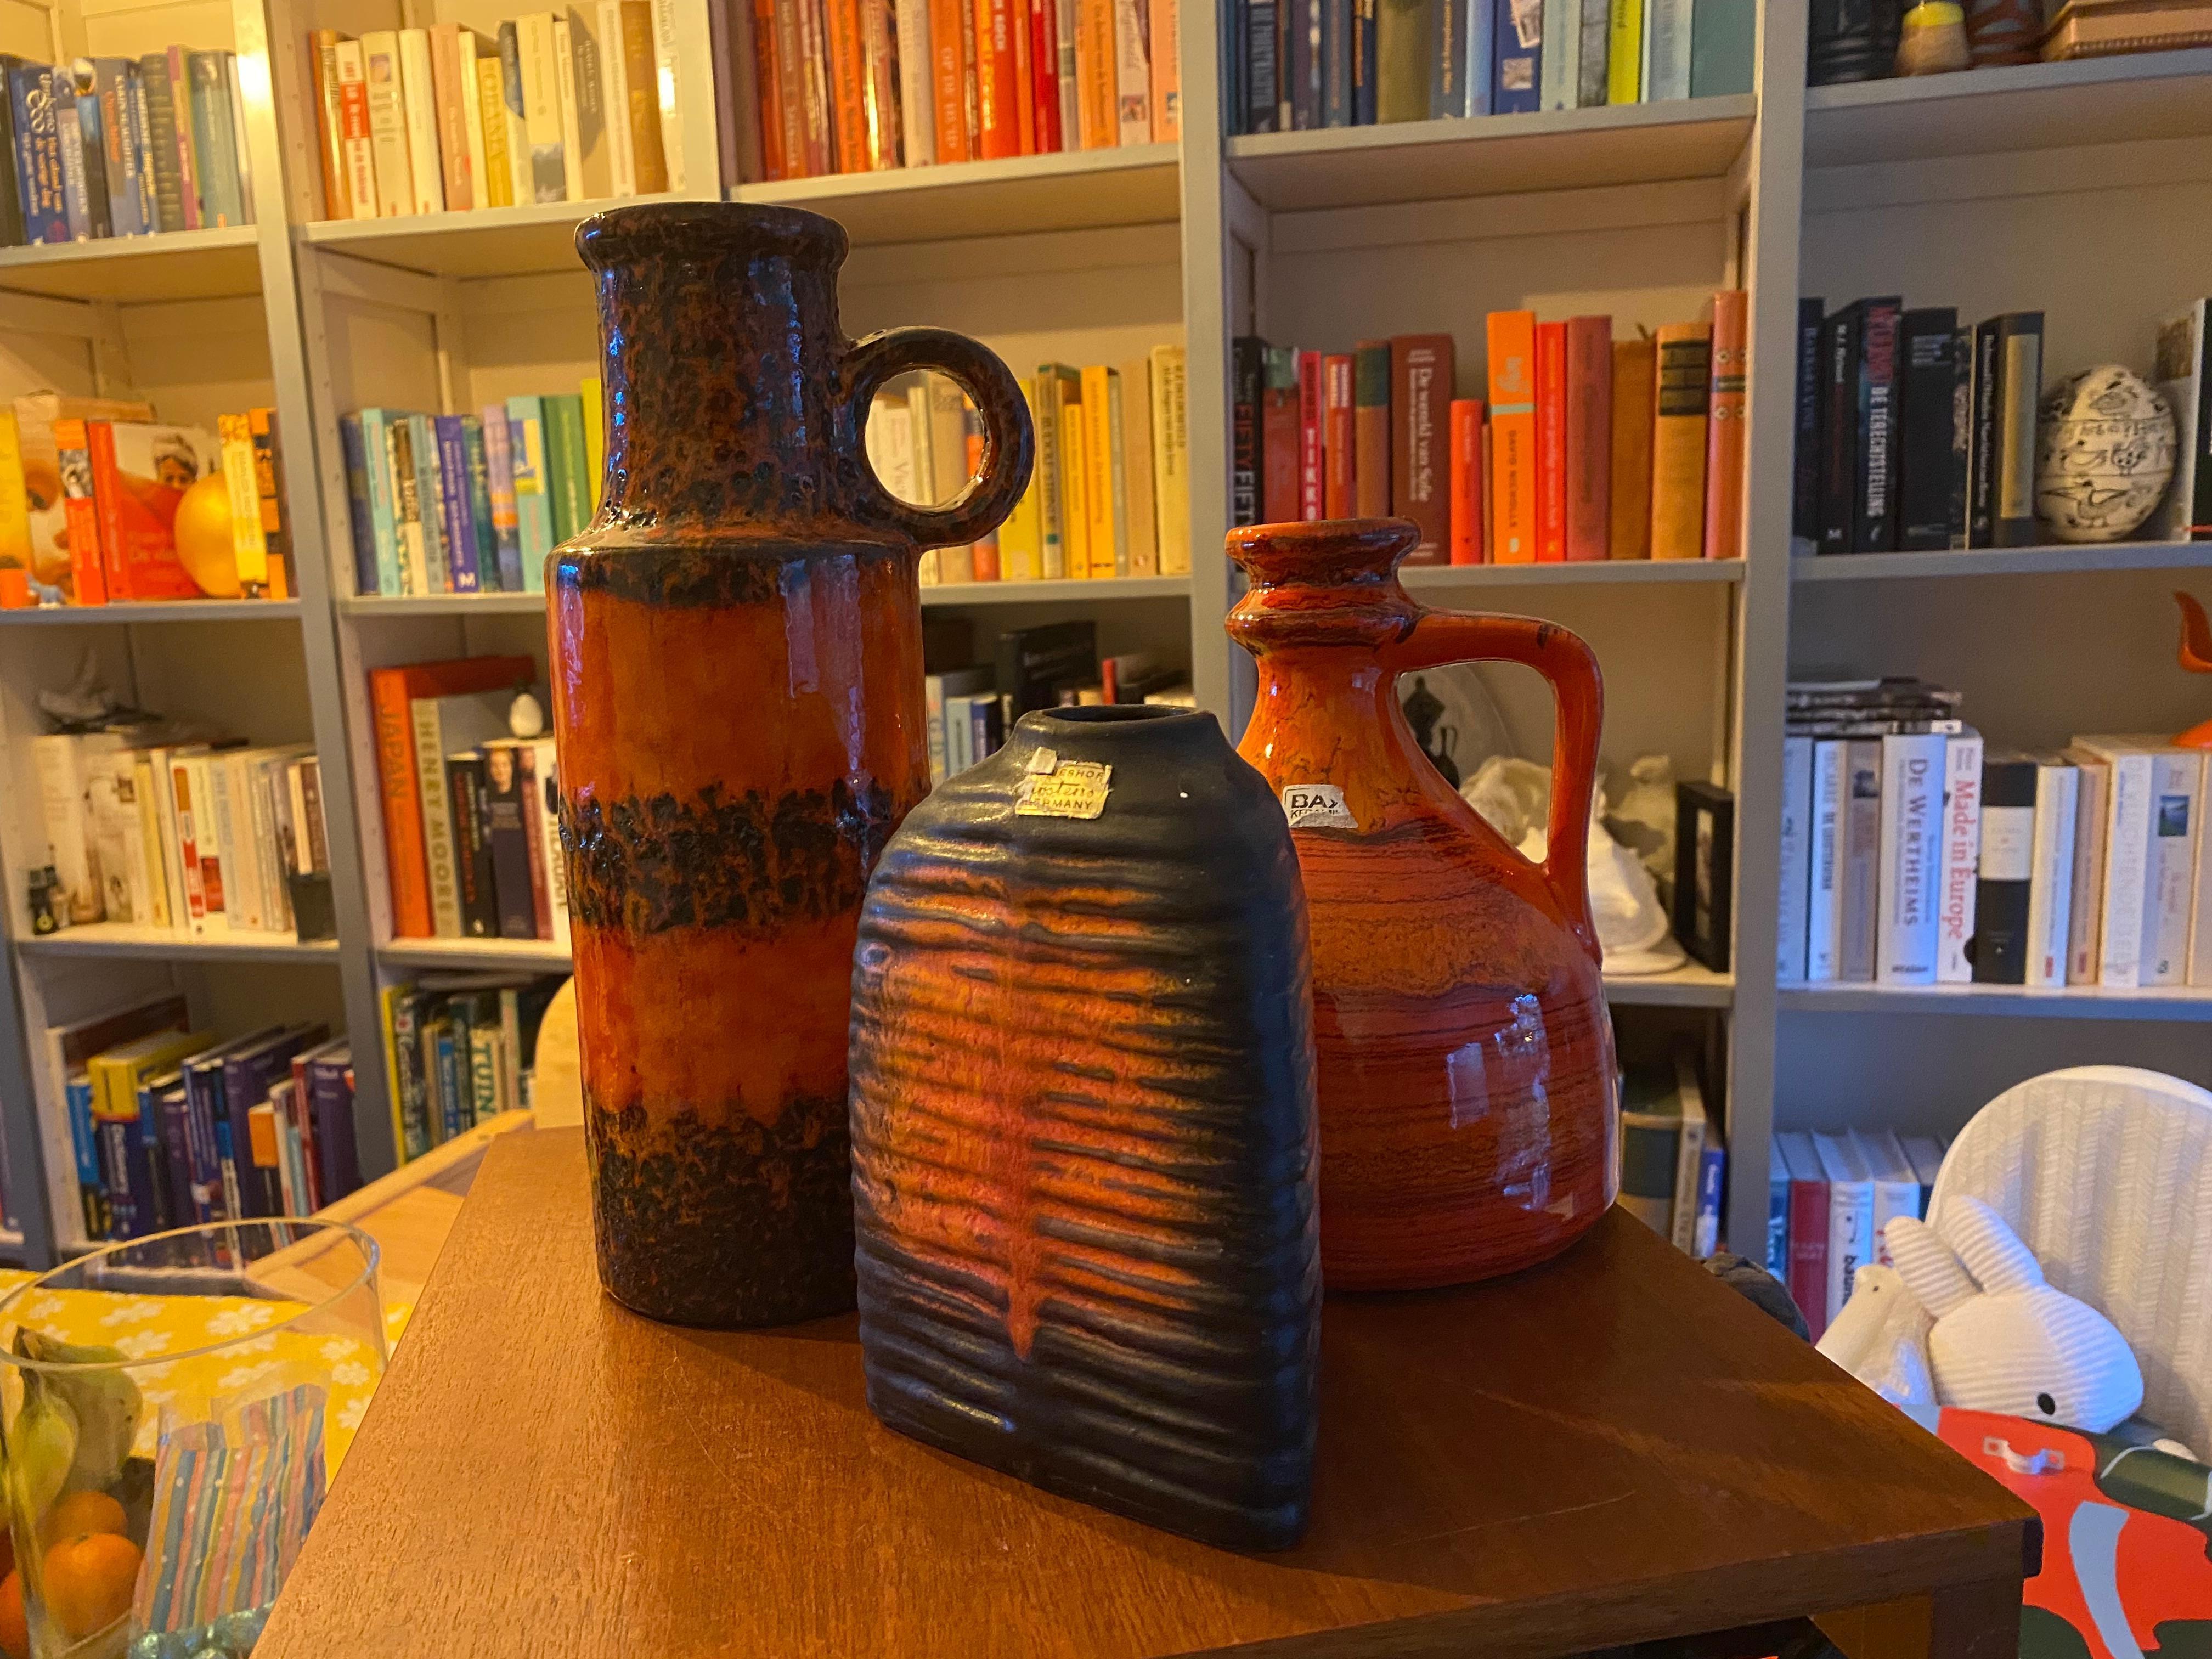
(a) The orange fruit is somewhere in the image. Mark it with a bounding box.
[0,1571,24,1659]
[42,1492,125,1545]
[41,1531,139,1640]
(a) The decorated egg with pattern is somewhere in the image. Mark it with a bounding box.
[2036,364,2176,543]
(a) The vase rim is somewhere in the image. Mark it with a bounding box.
[1015,706,1221,743]
[1227,517,1420,587]
[575,200,848,272]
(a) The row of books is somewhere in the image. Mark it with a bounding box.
[1616,1042,1725,1260]
[1229,298,1747,563]
[307,10,682,222]
[370,657,570,944]
[31,728,334,941]
[739,0,1180,180]
[380,974,562,1163]
[2,394,295,607]
[1768,1126,1949,1340]
[874,348,1192,585]
[1805,0,2188,84]
[1778,678,2212,990]
[0,49,255,247]
[46,1001,364,1246]
[1228,0,1753,133]
[342,393,600,597]
[925,619,1190,782]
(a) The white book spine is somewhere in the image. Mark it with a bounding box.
[2190,753,2212,986]
[1876,731,1946,985]
[397,28,447,213]
[650,0,683,189]
[1870,1176,1918,1268]
[597,3,635,193]
[1934,730,1983,983]
[552,15,585,203]
[2093,752,2152,986]
[1839,740,1882,983]
[1669,1104,1705,1256]
[1776,736,1813,983]
[528,738,571,948]
[1643,0,1692,100]
[1826,1178,1872,1329]
[459,31,492,206]
[33,736,103,924]
[207,758,243,933]
[147,749,189,935]
[1112,0,1152,144]
[895,0,936,165]
[334,41,381,218]
[2066,755,2109,985]
[2146,749,2202,985]
[1806,740,1846,981]
[225,53,256,221]
[362,32,414,217]
[2025,764,2078,989]
[1539,0,1575,108]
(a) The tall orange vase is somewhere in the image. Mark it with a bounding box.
[552,203,1031,1328]
[1227,517,1618,1291]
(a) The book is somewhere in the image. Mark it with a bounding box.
[2154,300,2212,541]
[1149,347,1190,574]
[1964,317,2000,548]
[1765,1141,1790,1280]
[1373,0,1426,120]
[478,741,543,939]
[1643,0,1692,98]
[1689,0,1754,91]
[1034,363,1081,575]
[517,13,568,202]
[541,393,590,543]
[1562,315,1610,561]
[1260,346,1297,524]
[524,738,570,946]
[1778,734,1812,982]
[1792,296,1824,543]
[1152,0,1182,137]
[341,410,399,595]
[1534,320,1566,562]
[1617,1057,1680,1235]
[1389,334,1452,561]
[1608,333,1655,558]
[1806,738,1846,981]
[362,32,413,217]
[994,0,1037,155]
[1649,321,1710,560]
[505,397,555,583]
[1493,0,1540,111]
[1702,290,1747,560]
[417,689,533,937]
[1322,353,1355,517]
[1971,752,2035,985]
[997,619,1096,715]
[1080,364,1125,578]
[86,421,218,600]
[1876,730,1946,985]
[1848,296,1902,553]
[1896,307,1960,551]
[9,60,67,243]
[1775,1131,1831,1340]
[2024,757,2080,990]
[336,40,380,217]
[462,28,500,205]
[1540,0,1574,106]
[2069,735,2182,988]
[1989,311,2045,549]
[1606,0,1643,99]
[396,29,445,212]
[1816,304,1859,554]
[1058,395,1089,576]
[1855,1130,1922,1268]
[1322,0,1350,123]
[2063,747,2111,986]
[428,24,477,209]
[551,14,585,199]
[1667,1047,1706,1255]
[1114,0,1152,140]
[1120,356,1159,575]
[1449,398,1484,565]
[1295,348,1322,521]
[1812,1131,1874,1330]
[1900,1135,1945,1221]
[566,6,614,195]
[1933,727,1983,984]
[433,415,482,592]
[1352,341,1391,517]
[445,752,497,936]
[1485,313,1537,564]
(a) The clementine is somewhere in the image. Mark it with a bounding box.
[42,1492,126,1545]
[41,1531,139,1640]
[0,1570,23,1659]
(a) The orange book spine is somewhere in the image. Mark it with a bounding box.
[1011,0,1036,153]
[50,419,106,605]
[969,434,1001,578]
[1076,0,1116,146]
[752,0,790,179]
[928,0,973,159]
[371,670,436,939]
[788,0,834,174]
[1449,398,1485,564]
[861,0,901,165]
[1650,321,1712,560]
[1564,315,1612,561]
[976,0,1023,157]
[1535,321,1566,562]
[1322,354,1355,518]
[1481,420,1494,562]
[1702,289,1749,560]
[823,0,872,170]
[1609,335,1656,559]
[1485,310,1538,564]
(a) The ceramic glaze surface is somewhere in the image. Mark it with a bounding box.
[553,202,1032,1329]
[849,706,1321,1551]
[1227,518,1618,1292]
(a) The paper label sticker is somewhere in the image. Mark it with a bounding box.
[1015,760,1113,820]
[1282,783,1357,830]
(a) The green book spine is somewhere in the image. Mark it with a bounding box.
[461,416,500,592]
[405,413,450,592]
[1375,0,1431,122]
[541,393,589,544]
[505,396,554,588]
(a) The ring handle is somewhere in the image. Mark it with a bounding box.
[842,326,1035,550]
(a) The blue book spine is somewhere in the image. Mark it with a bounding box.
[123,61,154,233]
[95,59,144,236]
[433,1024,464,1142]
[11,63,69,244]
[185,50,243,226]
[481,404,525,591]
[1694,1144,1725,1259]
[55,87,90,240]
[64,1074,110,1239]
[353,409,403,595]
[99,1118,140,1238]
[1467,0,1494,114]
[183,1059,230,1222]
[223,1047,291,1219]
[308,1051,362,1201]
[435,414,481,592]
[1765,1157,1789,1279]
[461,416,499,592]
[405,413,449,591]
[338,415,382,596]
[1321,0,1350,125]
[1492,0,1539,112]
[213,1118,243,1223]
[1352,0,1375,122]
[506,397,553,587]
[157,1086,201,1225]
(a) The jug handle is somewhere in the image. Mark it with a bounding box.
[1380,611,1605,964]
[843,327,1036,550]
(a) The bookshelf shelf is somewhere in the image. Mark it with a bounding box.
[0,600,303,625]
[377,939,574,972]
[14,926,342,964]
[1778,981,2212,1022]
[731,144,1182,244]
[1803,48,2212,169]
[340,593,548,618]
[0,225,262,304]
[1605,962,1735,1008]
[1223,96,1756,213]
[1402,559,1746,590]
[1791,540,2212,581]
[300,194,691,281]
[921,576,1192,605]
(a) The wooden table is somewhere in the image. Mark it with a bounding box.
[259,1128,2036,1659]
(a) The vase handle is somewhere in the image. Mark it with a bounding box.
[842,326,1036,550]
[1380,611,1605,963]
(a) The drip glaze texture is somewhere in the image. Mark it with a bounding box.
[553,202,1032,1329]
[1227,517,1620,1291]
[849,707,1322,1551]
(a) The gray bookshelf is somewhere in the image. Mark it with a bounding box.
[0,0,2206,1266]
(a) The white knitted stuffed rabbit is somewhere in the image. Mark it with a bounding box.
[1816,1263,1936,1409]
[1885,1195,2145,1434]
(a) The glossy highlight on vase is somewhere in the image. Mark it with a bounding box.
[1228,517,1619,1291]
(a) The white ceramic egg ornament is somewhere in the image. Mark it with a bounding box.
[2035,365,2176,543]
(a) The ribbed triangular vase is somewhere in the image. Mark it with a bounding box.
[849,706,1321,1551]
[550,202,1032,1329]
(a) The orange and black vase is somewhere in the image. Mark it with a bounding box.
[552,202,1031,1329]
[849,705,1321,1550]
[1227,517,1618,1292]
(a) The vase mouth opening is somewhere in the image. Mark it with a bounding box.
[1018,706,1217,743]
[1036,706,1186,725]
[1227,517,1420,589]
[575,201,849,273]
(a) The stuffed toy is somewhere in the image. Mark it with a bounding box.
[1884,1196,2144,1435]
[1814,1263,1934,1409]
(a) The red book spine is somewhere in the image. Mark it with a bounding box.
[1703,289,1750,560]
[1564,315,1612,561]
[822,0,872,170]
[1262,365,1299,524]
[861,0,901,165]
[1481,420,1493,558]
[928,0,973,159]
[84,421,136,600]
[1011,0,1036,151]
[1788,1177,1832,1342]
[975,0,1022,157]
[1029,0,1062,149]
[1535,320,1567,562]
[1296,350,1323,521]
[1449,399,1485,564]
[776,0,825,175]
[752,0,789,179]
[1322,354,1354,517]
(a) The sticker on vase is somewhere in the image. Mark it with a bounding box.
[1016,761,1113,819]
[1282,784,1357,830]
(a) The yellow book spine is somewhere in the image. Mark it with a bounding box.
[997,378,1044,580]
[476,57,514,207]
[1080,365,1119,579]
[219,414,270,587]
[1649,323,1712,560]
[1060,402,1090,579]
[1607,0,1644,103]
[0,408,29,570]
[582,377,606,511]
[1148,346,1189,575]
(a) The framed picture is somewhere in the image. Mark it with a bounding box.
[1674,782,1734,973]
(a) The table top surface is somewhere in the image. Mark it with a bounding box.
[258,1127,2034,1659]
